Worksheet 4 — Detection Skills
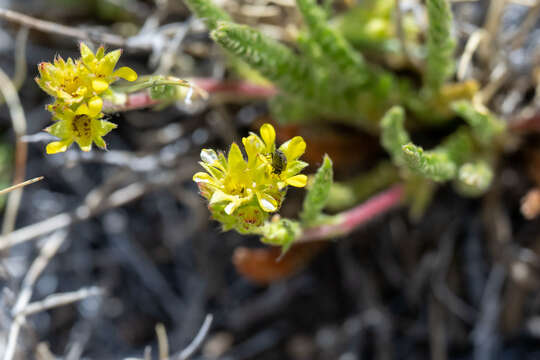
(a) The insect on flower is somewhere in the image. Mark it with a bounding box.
[193,123,309,233]
[270,149,287,175]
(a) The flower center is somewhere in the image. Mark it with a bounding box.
[72,115,92,139]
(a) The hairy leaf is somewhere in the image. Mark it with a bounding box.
[300,154,334,224]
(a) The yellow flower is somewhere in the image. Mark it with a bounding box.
[79,43,138,94]
[194,145,281,215]
[193,123,309,232]
[35,56,90,106]
[45,98,117,154]
[242,123,308,189]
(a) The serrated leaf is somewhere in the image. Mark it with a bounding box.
[300,154,333,225]
[455,161,494,197]
[380,106,410,166]
[424,0,456,92]
[451,100,506,145]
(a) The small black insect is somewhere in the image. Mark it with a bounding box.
[271,149,287,175]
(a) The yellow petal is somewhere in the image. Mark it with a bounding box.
[285,174,307,187]
[96,46,105,59]
[78,141,92,152]
[193,172,214,184]
[92,78,109,93]
[224,201,239,215]
[279,136,306,161]
[227,142,245,170]
[201,149,218,164]
[79,42,95,64]
[260,123,275,149]
[75,103,90,115]
[88,97,103,116]
[46,140,70,154]
[209,190,230,205]
[93,135,107,149]
[99,49,122,75]
[242,134,265,162]
[256,192,278,212]
[113,67,138,81]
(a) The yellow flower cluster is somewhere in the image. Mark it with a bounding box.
[193,124,308,232]
[36,43,137,154]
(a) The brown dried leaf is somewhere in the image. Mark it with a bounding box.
[232,242,327,284]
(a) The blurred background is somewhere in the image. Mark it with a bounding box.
[0,0,540,359]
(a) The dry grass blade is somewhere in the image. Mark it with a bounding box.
[0,176,44,196]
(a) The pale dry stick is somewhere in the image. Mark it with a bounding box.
[18,286,103,317]
[474,62,510,105]
[457,30,487,81]
[509,1,540,50]
[394,0,419,71]
[13,27,28,90]
[0,26,29,107]
[478,0,507,64]
[508,0,538,5]
[144,346,152,360]
[173,314,214,360]
[0,8,150,51]
[0,164,198,251]
[0,66,27,235]
[12,230,68,315]
[4,287,102,360]
[0,182,145,251]
[156,323,170,360]
[0,176,43,196]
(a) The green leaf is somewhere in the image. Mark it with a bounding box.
[211,22,314,95]
[296,0,366,76]
[455,161,494,197]
[451,100,506,145]
[401,143,457,182]
[424,0,456,92]
[260,218,302,254]
[300,155,333,224]
[183,0,232,30]
[380,106,410,166]
[400,127,474,182]
[326,161,399,211]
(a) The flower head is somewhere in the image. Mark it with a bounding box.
[242,123,308,189]
[35,56,90,105]
[79,43,138,94]
[193,123,308,232]
[36,42,138,154]
[45,100,117,154]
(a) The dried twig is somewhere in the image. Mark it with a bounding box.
[457,30,486,81]
[4,287,103,360]
[0,66,27,235]
[156,324,170,360]
[0,176,43,196]
[18,286,103,317]
[508,1,540,50]
[12,230,68,315]
[173,314,214,360]
[0,182,145,251]
[0,163,197,251]
[0,8,149,51]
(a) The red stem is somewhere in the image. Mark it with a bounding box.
[190,77,277,98]
[297,184,405,243]
[103,91,160,112]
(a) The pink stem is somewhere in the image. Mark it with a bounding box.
[509,110,540,133]
[102,78,276,113]
[103,91,161,112]
[297,184,405,243]
[190,77,277,98]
